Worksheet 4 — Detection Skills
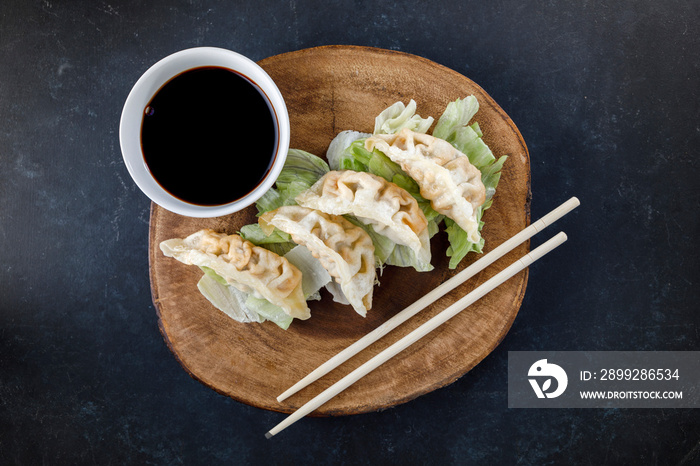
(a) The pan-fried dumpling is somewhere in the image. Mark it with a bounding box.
[259,206,376,317]
[160,229,310,320]
[295,170,431,266]
[365,128,486,243]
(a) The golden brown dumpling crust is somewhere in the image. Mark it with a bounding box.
[296,170,431,265]
[259,206,376,317]
[160,229,309,319]
[366,128,486,242]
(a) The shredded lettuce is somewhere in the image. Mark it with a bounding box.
[244,295,294,330]
[432,96,480,141]
[199,265,228,285]
[335,139,373,172]
[197,274,266,324]
[444,205,486,269]
[197,269,292,329]
[284,245,332,299]
[374,99,434,135]
[429,97,509,267]
[480,153,508,202]
[255,149,330,215]
[345,216,433,272]
[239,223,296,256]
[327,130,370,170]
[386,244,434,272]
[276,149,330,192]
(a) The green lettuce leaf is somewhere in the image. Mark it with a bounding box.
[480,154,508,202]
[239,223,296,256]
[336,139,373,171]
[196,242,334,330]
[385,244,434,272]
[199,265,228,285]
[255,149,330,215]
[276,149,330,192]
[197,271,293,330]
[433,97,508,268]
[374,99,434,135]
[432,96,480,141]
[345,216,394,266]
[345,216,433,272]
[444,205,486,270]
[244,295,294,330]
[327,130,370,170]
[196,274,266,324]
[197,265,290,328]
[283,245,332,299]
[255,187,288,214]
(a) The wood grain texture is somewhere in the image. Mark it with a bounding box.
[148,45,531,416]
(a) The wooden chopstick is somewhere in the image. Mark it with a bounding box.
[266,231,569,438]
[276,197,580,403]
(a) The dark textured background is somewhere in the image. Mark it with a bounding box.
[1,1,698,464]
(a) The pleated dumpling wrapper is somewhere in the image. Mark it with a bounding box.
[295,170,431,266]
[365,128,486,243]
[160,229,310,320]
[259,206,376,317]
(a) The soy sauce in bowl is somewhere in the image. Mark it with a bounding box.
[141,66,277,206]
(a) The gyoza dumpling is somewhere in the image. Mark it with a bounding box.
[160,229,310,320]
[259,206,376,317]
[365,128,486,243]
[295,170,431,266]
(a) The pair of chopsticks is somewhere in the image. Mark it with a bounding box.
[266,197,580,438]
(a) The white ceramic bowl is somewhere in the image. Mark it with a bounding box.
[119,47,289,217]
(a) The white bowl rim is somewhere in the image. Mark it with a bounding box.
[119,46,290,218]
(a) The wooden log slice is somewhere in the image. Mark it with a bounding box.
[149,45,531,415]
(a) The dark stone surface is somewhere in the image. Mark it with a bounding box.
[1,1,698,464]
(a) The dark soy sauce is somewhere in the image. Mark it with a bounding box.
[141,66,276,206]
